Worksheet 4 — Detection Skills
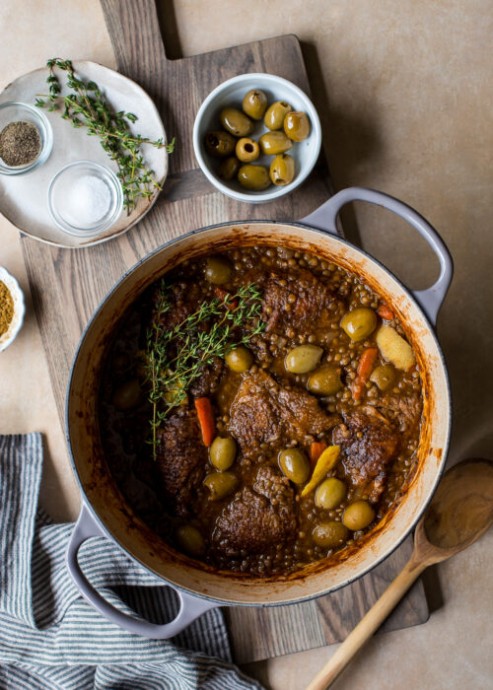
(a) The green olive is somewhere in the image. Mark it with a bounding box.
[285,344,323,374]
[218,156,240,181]
[259,131,293,156]
[242,89,268,120]
[269,153,295,186]
[205,256,232,284]
[283,111,311,142]
[312,521,349,549]
[370,363,396,391]
[210,436,237,471]
[278,448,311,484]
[264,100,293,130]
[314,478,347,510]
[237,164,271,191]
[163,379,188,407]
[204,130,236,157]
[342,500,376,531]
[340,308,378,342]
[307,365,343,396]
[203,471,238,500]
[175,524,206,557]
[219,107,254,137]
[112,378,141,410]
[224,345,253,373]
[235,137,260,163]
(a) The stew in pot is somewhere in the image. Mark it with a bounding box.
[100,245,423,577]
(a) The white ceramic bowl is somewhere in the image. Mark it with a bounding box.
[193,73,322,203]
[0,267,25,352]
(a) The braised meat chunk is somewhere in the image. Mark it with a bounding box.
[332,408,399,503]
[188,356,224,398]
[374,393,422,435]
[228,369,339,453]
[212,466,297,560]
[152,280,203,332]
[262,269,344,339]
[155,409,207,517]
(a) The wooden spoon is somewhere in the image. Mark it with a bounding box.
[306,458,493,690]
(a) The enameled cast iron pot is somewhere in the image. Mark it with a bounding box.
[66,187,453,638]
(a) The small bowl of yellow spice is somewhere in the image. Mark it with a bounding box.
[0,267,25,352]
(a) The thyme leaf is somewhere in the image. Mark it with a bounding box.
[145,282,265,459]
[36,58,175,214]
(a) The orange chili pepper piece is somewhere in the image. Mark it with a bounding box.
[194,397,216,447]
[353,347,379,401]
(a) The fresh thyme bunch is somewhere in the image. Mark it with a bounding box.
[145,282,265,458]
[35,58,175,213]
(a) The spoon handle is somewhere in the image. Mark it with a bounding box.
[305,557,428,690]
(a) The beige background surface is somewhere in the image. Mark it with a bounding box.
[1,1,492,689]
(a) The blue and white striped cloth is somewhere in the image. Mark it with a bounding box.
[0,433,264,690]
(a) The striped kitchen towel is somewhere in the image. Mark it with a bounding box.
[0,433,264,690]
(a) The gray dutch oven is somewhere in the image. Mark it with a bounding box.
[66,187,453,638]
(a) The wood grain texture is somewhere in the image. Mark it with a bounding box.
[20,0,428,663]
[227,537,428,663]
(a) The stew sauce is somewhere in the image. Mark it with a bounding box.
[100,245,423,577]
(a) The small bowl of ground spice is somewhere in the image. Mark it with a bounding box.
[0,102,53,175]
[0,267,25,352]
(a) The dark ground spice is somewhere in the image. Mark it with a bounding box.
[0,281,14,336]
[0,120,41,166]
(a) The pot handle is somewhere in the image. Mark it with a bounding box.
[300,187,453,325]
[66,504,217,639]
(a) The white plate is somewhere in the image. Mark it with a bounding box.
[0,61,168,248]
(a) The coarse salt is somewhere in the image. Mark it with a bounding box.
[58,173,113,228]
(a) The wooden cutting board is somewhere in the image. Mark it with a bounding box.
[20,0,428,664]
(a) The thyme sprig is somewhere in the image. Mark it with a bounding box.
[145,282,265,459]
[35,58,175,213]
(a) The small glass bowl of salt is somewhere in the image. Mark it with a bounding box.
[48,161,123,237]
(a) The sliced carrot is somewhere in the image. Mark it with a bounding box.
[356,347,379,379]
[301,445,341,497]
[213,286,238,310]
[213,286,228,300]
[194,397,216,447]
[309,441,327,467]
[352,347,379,401]
[377,304,394,320]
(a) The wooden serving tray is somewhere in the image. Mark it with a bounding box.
[20,0,428,664]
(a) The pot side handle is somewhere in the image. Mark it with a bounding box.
[300,187,453,325]
[66,504,217,639]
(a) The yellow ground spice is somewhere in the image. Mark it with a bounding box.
[0,280,14,336]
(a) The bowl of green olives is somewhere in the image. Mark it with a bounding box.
[193,73,322,203]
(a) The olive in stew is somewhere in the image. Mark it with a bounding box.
[99,245,423,577]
